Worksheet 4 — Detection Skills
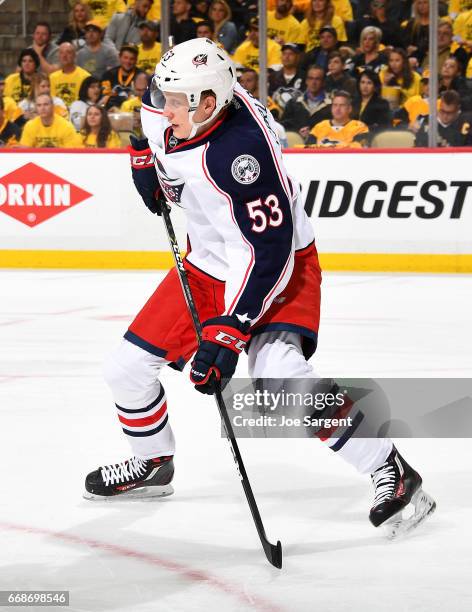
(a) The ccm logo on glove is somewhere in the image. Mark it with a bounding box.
[131,152,154,168]
[205,327,248,353]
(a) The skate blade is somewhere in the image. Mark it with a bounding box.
[83,483,174,501]
[384,488,436,540]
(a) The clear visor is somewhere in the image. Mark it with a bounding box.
[149,77,166,108]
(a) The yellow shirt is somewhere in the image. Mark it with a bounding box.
[81,0,127,29]
[127,0,160,20]
[121,96,142,112]
[82,130,122,148]
[267,0,310,13]
[50,66,91,107]
[137,42,162,74]
[380,67,422,104]
[3,73,32,103]
[20,115,82,148]
[449,0,472,18]
[267,11,304,44]
[0,118,19,147]
[403,95,430,126]
[232,38,282,71]
[453,9,472,41]
[332,0,353,21]
[309,119,369,148]
[299,15,347,52]
[2,95,23,122]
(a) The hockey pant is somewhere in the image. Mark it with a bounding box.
[103,331,392,474]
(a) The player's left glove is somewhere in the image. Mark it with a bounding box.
[128,135,166,215]
[190,315,251,395]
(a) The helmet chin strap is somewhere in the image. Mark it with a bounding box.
[186,106,221,140]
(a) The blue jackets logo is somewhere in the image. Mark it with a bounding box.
[231,155,260,185]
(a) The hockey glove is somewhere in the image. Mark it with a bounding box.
[128,135,166,215]
[190,315,251,395]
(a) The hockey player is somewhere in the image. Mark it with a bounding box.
[84,38,435,537]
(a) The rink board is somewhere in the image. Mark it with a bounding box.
[0,148,471,272]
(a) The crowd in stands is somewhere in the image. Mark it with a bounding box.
[1,0,472,149]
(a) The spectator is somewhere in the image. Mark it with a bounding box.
[401,0,430,64]
[19,93,81,147]
[239,67,281,113]
[269,42,305,99]
[439,56,472,106]
[395,72,430,129]
[0,97,20,147]
[121,72,149,112]
[77,21,119,78]
[380,47,422,109]
[356,0,404,48]
[300,0,347,53]
[196,20,216,39]
[267,0,303,45]
[0,74,24,125]
[136,21,162,75]
[29,22,60,75]
[81,0,127,30]
[238,68,287,144]
[453,7,472,45]
[325,51,357,95]
[127,0,161,22]
[232,17,282,71]
[4,49,40,103]
[81,104,121,147]
[208,0,239,54]
[415,89,472,146]
[301,25,339,72]
[449,0,472,20]
[50,43,91,107]
[331,0,353,22]
[192,0,211,19]
[352,69,392,131]
[281,65,332,137]
[106,0,153,50]
[69,75,103,130]
[57,1,91,48]
[351,26,388,76]
[227,0,258,31]
[356,0,413,23]
[422,21,469,73]
[171,0,198,45]
[306,90,369,146]
[19,73,68,121]
[101,45,144,109]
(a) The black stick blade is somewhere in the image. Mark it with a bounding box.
[263,539,283,569]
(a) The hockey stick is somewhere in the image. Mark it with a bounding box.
[160,203,283,569]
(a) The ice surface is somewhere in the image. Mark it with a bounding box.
[1,270,471,611]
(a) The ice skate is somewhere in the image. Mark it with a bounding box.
[84,455,174,500]
[370,447,436,539]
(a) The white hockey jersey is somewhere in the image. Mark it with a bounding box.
[141,83,315,325]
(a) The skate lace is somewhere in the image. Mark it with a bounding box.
[101,457,148,486]
[371,464,397,508]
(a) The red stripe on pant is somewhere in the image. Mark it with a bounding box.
[118,402,167,428]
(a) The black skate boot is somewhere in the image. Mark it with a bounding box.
[84,455,174,500]
[369,446,436,539]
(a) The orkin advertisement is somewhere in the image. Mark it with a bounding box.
[0,149,471,272]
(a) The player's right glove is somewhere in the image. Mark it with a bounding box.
[190,316,251,394]
[128,135,166,215]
